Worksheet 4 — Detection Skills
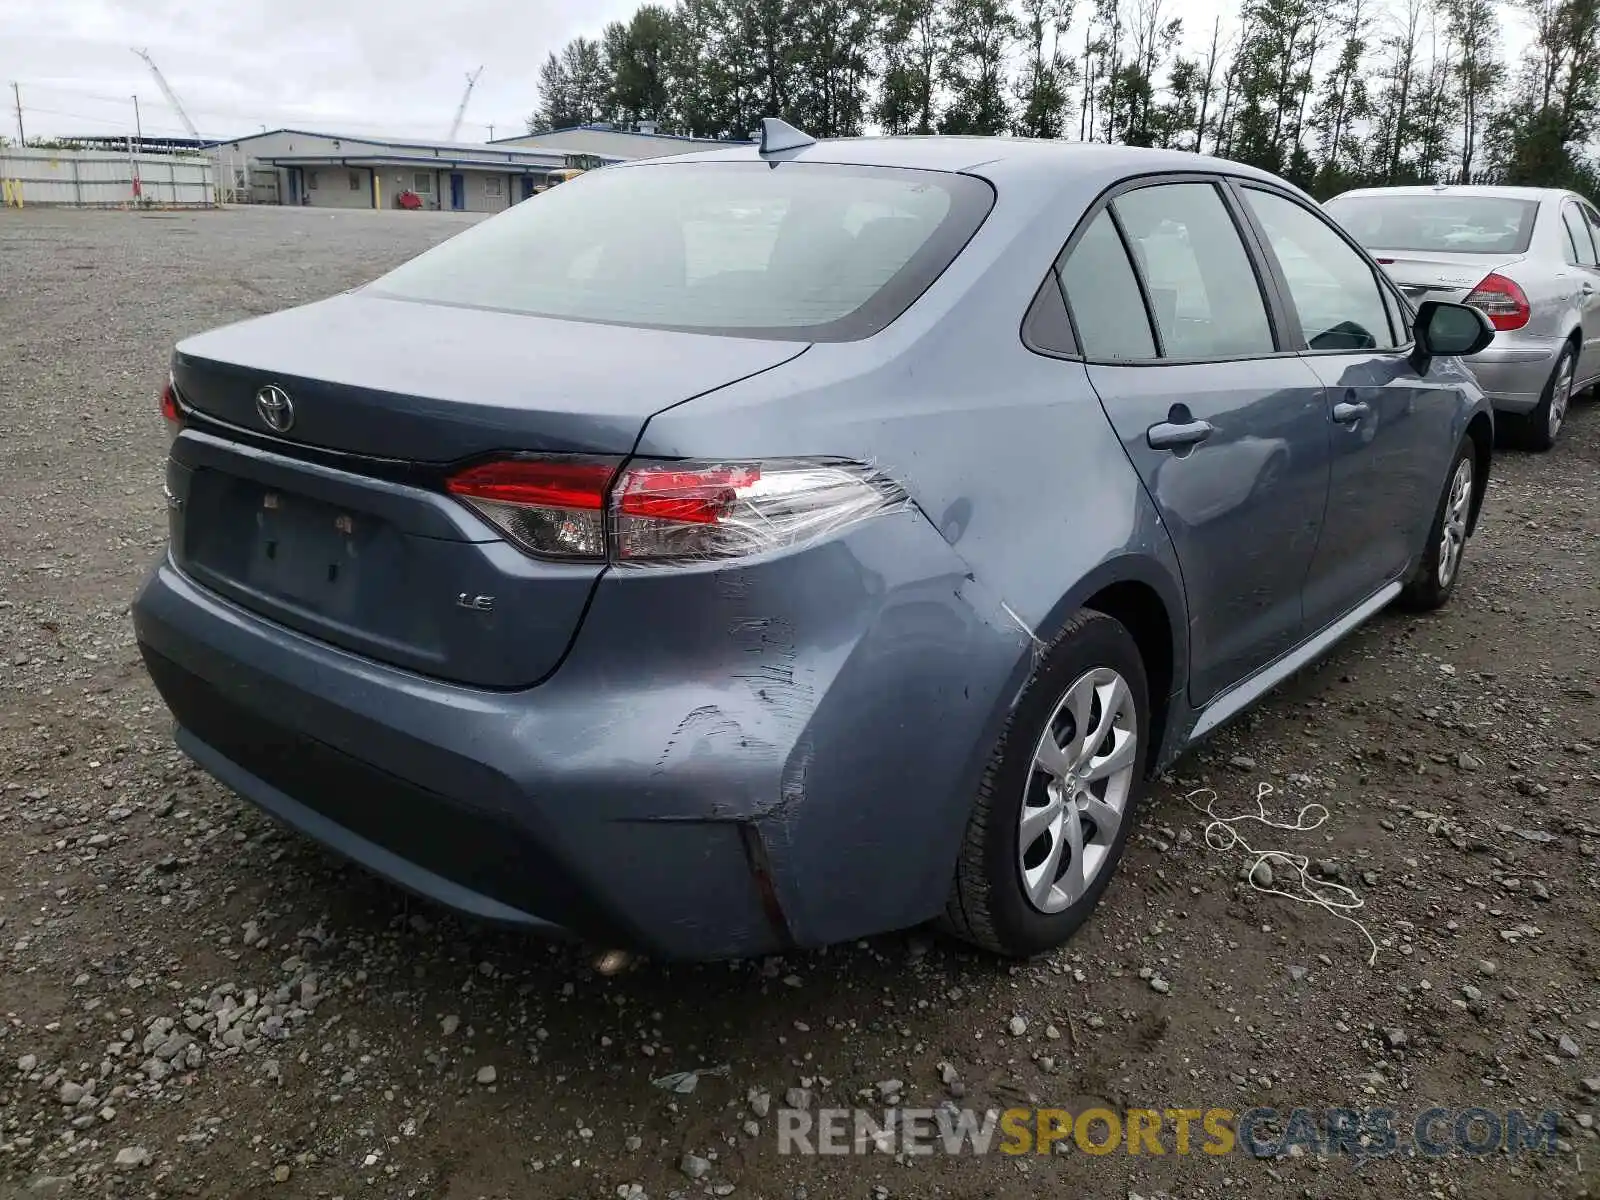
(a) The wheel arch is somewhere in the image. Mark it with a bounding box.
[1029,556,1188,775]
[1082,580,1176,772]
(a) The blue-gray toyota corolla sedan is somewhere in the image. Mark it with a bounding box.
[134,125,1498,960]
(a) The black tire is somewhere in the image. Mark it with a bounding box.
[941,609,1150,957]
[1511,342,1577,452]
[1398,438,1476,612]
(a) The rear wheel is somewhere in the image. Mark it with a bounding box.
[1514,342,1576,452]
[942,609,1149,957]
[1399,440,1475,611]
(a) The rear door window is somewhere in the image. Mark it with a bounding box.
[367,162,994,342]
[1585,204,1600,263]
[1380,279,1412,345]
[1110,182,1277,359]
[1565,203,1600,267]
[1244,188,1397,352]
[1057,210,1157,361]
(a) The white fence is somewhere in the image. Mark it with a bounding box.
[0,147,216,208]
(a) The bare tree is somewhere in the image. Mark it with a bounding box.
[1193,16,1229,153]
[1371,0,1427,181]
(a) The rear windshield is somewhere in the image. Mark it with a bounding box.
[1324,193,1539,254]
[366,161,994,341]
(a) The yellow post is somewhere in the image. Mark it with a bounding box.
[372,172,381,210]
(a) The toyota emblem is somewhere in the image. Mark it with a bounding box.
[255,384,295,433]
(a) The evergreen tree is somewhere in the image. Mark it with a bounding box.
[664,0,738,138]
[530,37,610,132]
[604,5,678,128]
[791,0,878,135]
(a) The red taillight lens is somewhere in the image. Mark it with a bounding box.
[160,379,182,424]
[444,456,904,563]
[611,460,904,563]
[617,464,761,525]
[446,458,615,510]
[1463,272,1530,331]
[446,457,618,560]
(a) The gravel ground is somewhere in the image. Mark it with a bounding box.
[1,205,1597,1200]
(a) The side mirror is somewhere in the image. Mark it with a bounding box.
[1410,300,1495,372]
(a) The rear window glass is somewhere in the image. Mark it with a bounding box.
[366,161,993,341]
[1324,194,1539,255]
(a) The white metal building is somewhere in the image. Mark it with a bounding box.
[206,129,609,212]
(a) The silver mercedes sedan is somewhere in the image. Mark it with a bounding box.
[1327,185,1600,450]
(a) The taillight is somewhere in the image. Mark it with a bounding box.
[444,456,903,563]
[446,457,617,561]
[1463,272,1530,331]
[617,464,760,525]
[613,461,901,562]
[159,377,182,425]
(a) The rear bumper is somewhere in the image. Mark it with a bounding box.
[132,514,1025,959]
[1466,342,1560,414]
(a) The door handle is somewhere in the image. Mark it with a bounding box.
[1146,419,1215,451]
[1332,400,1371,424]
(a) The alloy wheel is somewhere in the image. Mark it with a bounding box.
[1437,457,1474,588]
[1018,667,1138,914]
[1550,355,1574,440]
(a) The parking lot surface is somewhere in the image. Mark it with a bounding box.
[1,206,1597,1200]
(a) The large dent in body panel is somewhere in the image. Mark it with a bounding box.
[754,531,1036,945]
[757,587,1023,945]
[608,507,1025,948]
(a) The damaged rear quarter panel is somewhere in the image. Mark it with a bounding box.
[569,508,1023,947]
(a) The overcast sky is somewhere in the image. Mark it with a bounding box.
[1,0,1534,145]
[0,0,642,143]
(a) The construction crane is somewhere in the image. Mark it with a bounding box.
[132,48,234,203]
[131,48,203,143]
[446,67,484,142]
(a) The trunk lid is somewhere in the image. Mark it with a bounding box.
[171,291,808,460]
[1370,251,1526,307]
[165,294,808,688]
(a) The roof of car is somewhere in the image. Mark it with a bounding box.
[616,135,1295,190]
[1330,184,1577,202]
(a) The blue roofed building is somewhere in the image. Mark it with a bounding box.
[207,128,615,211]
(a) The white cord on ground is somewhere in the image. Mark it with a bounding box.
[1186,781,1380,967]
